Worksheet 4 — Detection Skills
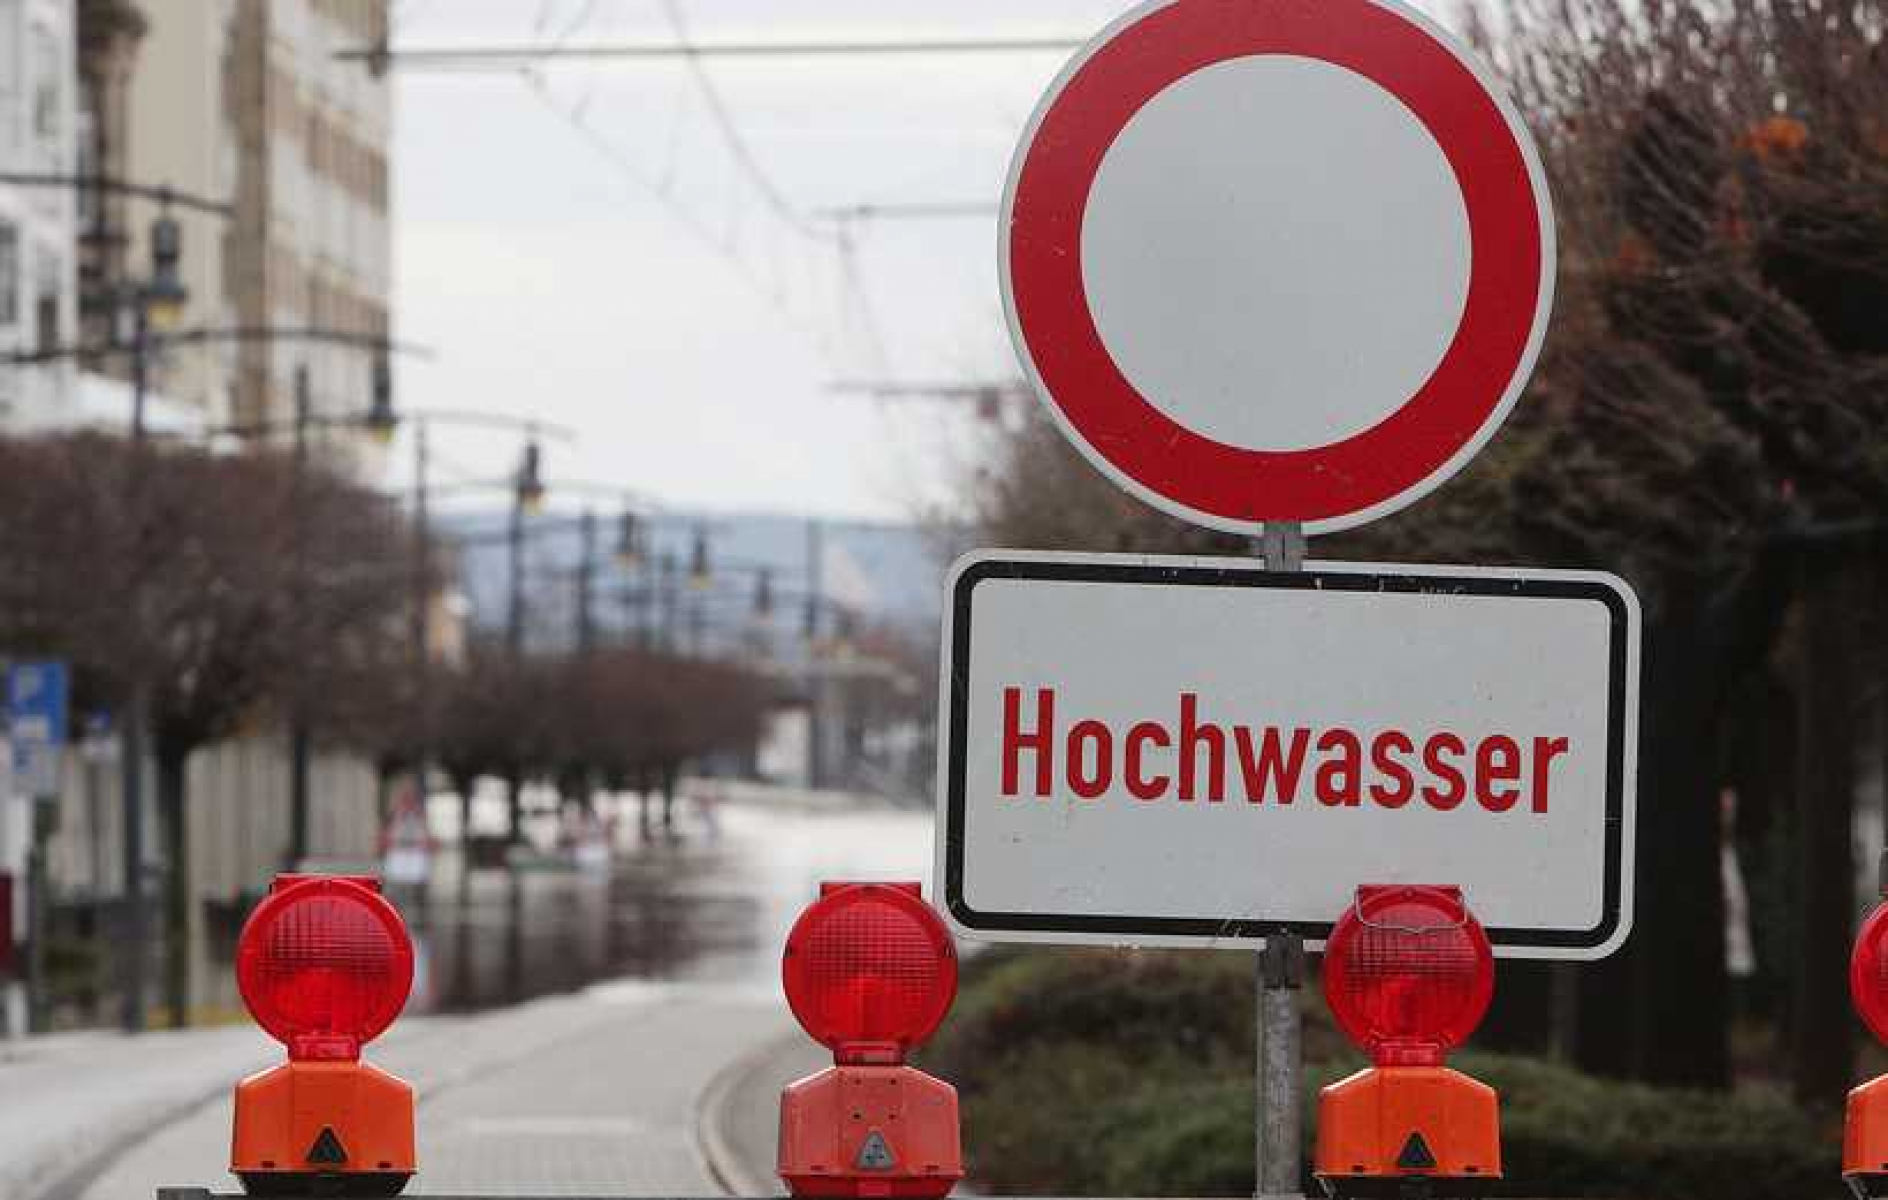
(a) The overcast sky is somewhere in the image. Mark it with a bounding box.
[390,0,1451,522]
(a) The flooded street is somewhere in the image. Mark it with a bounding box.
[392,793,936,1015]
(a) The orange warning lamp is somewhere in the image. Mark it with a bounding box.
[231,875,417,1197]
[1315,884,1501,1197]
[1843,891,1888,1196]
[777,882,965,1199]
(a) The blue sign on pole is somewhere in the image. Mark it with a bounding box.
[6,661,69,798]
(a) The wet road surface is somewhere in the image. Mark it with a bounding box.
[396,795,936,1013]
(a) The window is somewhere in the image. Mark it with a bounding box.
[74,96,98,230]
[30,22,59,157]
[32,244,58,355]
[33,284,53,354]
[0,222,17,328]
[0,4,20,157]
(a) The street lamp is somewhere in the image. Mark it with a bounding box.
[401,411,575,855]
[119,200,200,1035]
[141,208,189,331]
[516,440,547,515]
[127,206,192,441]
[279,350,407,871]
[506,435,554,658]
[366,353,397,444]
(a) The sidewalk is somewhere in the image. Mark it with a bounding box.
[71,978,794,1200]
[0,1023,277,1200]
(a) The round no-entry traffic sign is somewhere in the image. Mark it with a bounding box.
[1001,0,1556,535]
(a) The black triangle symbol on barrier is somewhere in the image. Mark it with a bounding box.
[1397,1131,1438,1171]
[307,1126,349,1166]
[855,1130,897,1171]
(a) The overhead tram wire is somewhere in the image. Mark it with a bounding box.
[813,202,998,223]
[512,19,857,372]
[334,35,1091,72]
[517,75,842,366]
[657,0,841,247]
[345,27,1080,396]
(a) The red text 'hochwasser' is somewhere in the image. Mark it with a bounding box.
[1000,689,1570,813]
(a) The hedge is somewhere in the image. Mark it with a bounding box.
[922,948,1840,1199]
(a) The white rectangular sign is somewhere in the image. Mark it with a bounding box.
[936,551,1640,960]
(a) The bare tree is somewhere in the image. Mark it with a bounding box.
[0,434,413,1025]
[431,641,774,838]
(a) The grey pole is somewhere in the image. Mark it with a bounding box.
[638,552,656,650]
[119,300,150,1033]
[129,302,149,442]
[504,462,526,843]
[411,423,433,811]
[507,470,526,659]
[805,518,824,791]
[287,366,312,868]
[576,510,596,654]
[1257,520,1307,1200]
[658,552,677,654]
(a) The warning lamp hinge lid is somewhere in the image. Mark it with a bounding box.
[820,880,923,899]
[273,873,382,895]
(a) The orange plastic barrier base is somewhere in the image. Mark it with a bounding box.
[231,1060,415,1198]
[1845,1075,1888,1198]
[1315,1066,1501,1198]
[778,1064,963,1199]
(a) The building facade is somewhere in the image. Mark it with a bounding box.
[0,0,80,432]
[121,0,390,442]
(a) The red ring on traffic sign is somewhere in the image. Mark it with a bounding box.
[1002,0,1555,534]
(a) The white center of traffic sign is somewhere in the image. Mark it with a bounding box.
[1002,0,1556,534]
[1083,55,1472,453]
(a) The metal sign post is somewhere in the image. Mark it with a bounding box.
[1258,523,1307,1199]
[1259,929,1305,1198]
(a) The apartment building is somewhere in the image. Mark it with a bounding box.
[122,0,390,444]
[0,0,79,431]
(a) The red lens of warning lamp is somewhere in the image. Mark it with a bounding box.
[1853,905,1888,1046]
[784,881,958,1065]
[777,883,965,1200]
[1324,884,1494,1067]
[237,875,414,1061]
[1844,899,1888,1194]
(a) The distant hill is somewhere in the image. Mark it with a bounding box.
[438,509,947,662]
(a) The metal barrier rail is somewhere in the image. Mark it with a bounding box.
[157,1193,781,1200]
